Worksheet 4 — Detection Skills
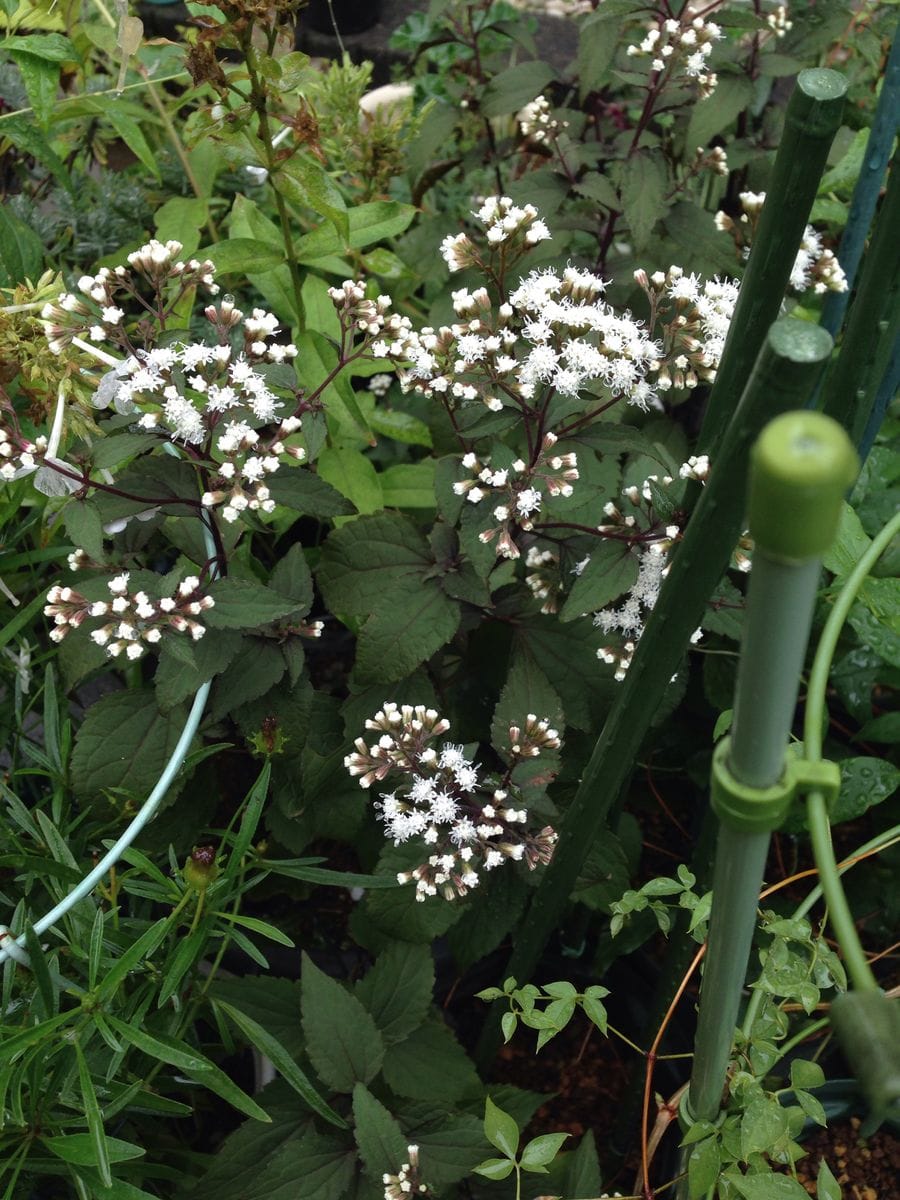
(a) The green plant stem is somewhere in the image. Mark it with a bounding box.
[0,72,192,123]
[697,70,846,456]
[475,320,834,1069]
[801,510,900,993]
[820,148,900,450]
[243,45,306,327]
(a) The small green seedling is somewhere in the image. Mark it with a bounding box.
[474,1097,569,1199]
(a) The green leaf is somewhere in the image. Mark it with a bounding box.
[269,468,354,517]
[42,1134,144,1166]
[0,114,70,188]
[317,514,433,615]
[577,0,642,95]
[481,61,556,117]
[270,543,314,613]
[378,461,436,509]
[1,32,75,60]
[0,202,44,286]
[501,1011,518,1042]
[301,953,385,1092]
[473,1157,515,1180]
[278,155,348,243]
[214,912,294,946]
[520,1132,569,1171]
[263,860,398,889]
[75,1040,111,1187]
[208,638,287,720]
[616,150,668,249]
[686,74,754,149]
[97,103,161,179]
[355,941,435,1043]
[564,1131,602,1197]
[381,1016,480,1102]
[354,585,460,683]
[687,1134,720,1199]
[740,1097,790,1160]
[790,1059,825,1091]
[731,1175,813,1200]
[70,690,192,806]
[205,578,301,630]
[351,1083,407,1180]
[293,201,416,262]
[90,432,157,471]
[483,1095,519,1159]
[9,49,58,128]
[317,446,383,515]
[830,757,899,823]
[298,329,374,442]
[573,172,619,211]
[204,238,284,275]
[823,503,871,578]
[559,541,639,622]
[155,195,207,255]
[215,999,347,1128]
[368,408,432,448]
[817,1159,841,1200]
[63,499,105,562]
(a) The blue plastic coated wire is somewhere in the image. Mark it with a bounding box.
[0,517,218,968]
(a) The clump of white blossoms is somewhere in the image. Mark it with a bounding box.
[517,94,569,145]
[452,432,578,560]
[626,14,724,98]
[44,572,215,661]
[590,459,711,680]
[525,546,562,614]
[383,1145,430,1200]
[344,703,559,901]
[715,193,848,296]
[633,266,740,392]
[0,422,48,483]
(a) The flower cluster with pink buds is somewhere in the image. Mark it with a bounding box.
[525,546,562,614]
[40,240,218,356]
[517,94,569,145]
[633,266,739,392]
[440,196,550,274]
[327,280,419,366]
[715,195,847,296]
[626,14,724,98]
[452,433,579,560]
[201,416,305,523]
[0,423,47,483]
[344,702,559,902]
[44,572,215,661]
[383,1145,430,1200]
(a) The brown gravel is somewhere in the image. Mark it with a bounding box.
[788,1117,900,1199]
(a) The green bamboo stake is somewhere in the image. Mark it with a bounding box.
[476,320,835,1067]
[698,70,846,457]
[820,148,900,449]
[684,412,857,1131]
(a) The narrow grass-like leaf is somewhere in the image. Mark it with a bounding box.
[75,1040,111,1187]
[215,999,347,1129]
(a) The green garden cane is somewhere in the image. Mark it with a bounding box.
[677,411,858,1190]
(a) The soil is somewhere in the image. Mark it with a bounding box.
[788,1117,900,1200]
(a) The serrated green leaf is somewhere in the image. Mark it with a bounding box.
[352,1083,407,1180]
[355,585,460,683]
[355,942,435,1043]
[687,74,754,149]
[268,468,354,517]
[293,200,417,262]
[205,238,284,274]
[205,578,301,630]
[9,48,58,128]
[317,446,383,515]
[560,541,639,622]
[278,154,348,242]
[615,150,668,249]
[381,1016,480,1102]
[301,953,384,1092]
[481,61,555,117]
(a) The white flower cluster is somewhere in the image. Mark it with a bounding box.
[40,240,218,355]
[383,1145,428,1200]
[525,546,562,614]
[201,415,304,523]
[591,464,710,678]
[0,425,46,482]
[400,229,663,412]
[766,4,792,36]
[328,280,420,366]
[453,433,578,559]
[439,196,550,272]
[634,266,739,391]
[715,195,848,296]
[517,94,569,145]
[626,15,723,97]
[44,572,215,661]
[344,703,559,902]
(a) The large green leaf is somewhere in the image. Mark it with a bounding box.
[300,953,385,1092]
[615,149,669,249]
[355,585,460,683]
[352,1084,407,1181]
[293,201,417,262]
[204,578,301,629]
[380,1016,480,1102]
[0,203,44,286]
[481,61,556,118]
[277,155,348,243]
[269,468,355,517]
[829,756,899,823]
[355,942,435,1043]
[686,74,754,149]
[70,690,192,806]
[204,238,284,274]
[316,513,434,614]
[559,541,640,623]
[317,446,383,515]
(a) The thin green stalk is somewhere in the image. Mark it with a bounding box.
[820,148,900,449]
[476,320,834,1068]
[801,509,900,993]
[697,70,846,456]
[0,72,192,123]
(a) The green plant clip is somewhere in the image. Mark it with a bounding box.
[711,738,841,833]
